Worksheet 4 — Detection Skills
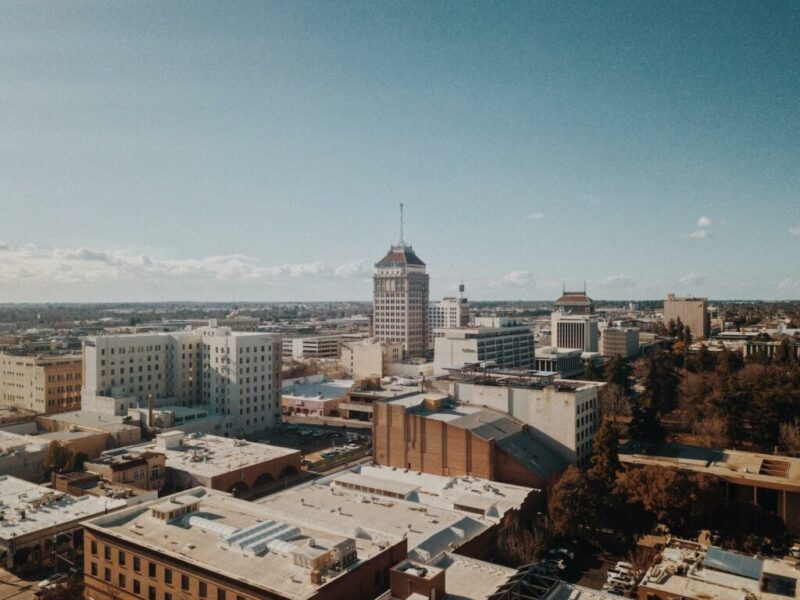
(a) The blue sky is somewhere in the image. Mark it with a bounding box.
[1,1,798,302]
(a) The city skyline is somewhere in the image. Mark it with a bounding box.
[2,2,799,302]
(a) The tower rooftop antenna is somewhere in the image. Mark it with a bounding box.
[399,202,405,246]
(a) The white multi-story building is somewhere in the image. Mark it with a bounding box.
[373,243,429,358]
[82,325,281,437]
[450,375,603,466]
[551,311,600,352]
[428,296,469,346]
[433,325,535,375]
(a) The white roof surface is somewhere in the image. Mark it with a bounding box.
[121,432,298,479]
[257,464,535,564]
[85,487,385,600]
[281,377,353,400]
[0,476,126,542]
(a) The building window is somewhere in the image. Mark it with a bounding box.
[104,545,111,560]
[165,594,172,600]
[217,590,226,600]
[199,582,208,597]
[104,568,111,582]
[181,575,189,591]
[119,550,126,566]
[90,540,97,555]
[148,562,156,578]
[164,568,172,585]
[119,573,126,588]
[134,579,141,594]
[90,563,97,577]
[133,556,141,572]
[149,586,157,600]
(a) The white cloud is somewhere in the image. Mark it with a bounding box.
[525,212,545,221]
[0,244,369,287]
[686,229,708,239]
[679,272,707,285]
[777,279,800,291]
[696,216,712,228]
[789,226,800,236]
[495,271,535,288]
[333,260,371,279]
[602,274,636,289]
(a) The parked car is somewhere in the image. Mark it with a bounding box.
[612,565,635,577]
[549,547,575,560]
[616,561,634,570]
[602,584,627,596]
[790,545,800,559]
[543,558,566,571]
[607,576,634,590]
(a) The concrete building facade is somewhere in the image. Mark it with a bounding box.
[0,352,82,414]
[450,374,603,466]
[340,339,403,379]
[601,327,640,358]
[82,325,282,437]
[428,296,469,347]
[373,244,429,358]
[664,293,710,339]
[433,326,535,375]
[550,312,600,352]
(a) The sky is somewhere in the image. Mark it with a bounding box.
[1,1,799,302]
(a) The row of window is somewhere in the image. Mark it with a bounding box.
[90,543,247,600]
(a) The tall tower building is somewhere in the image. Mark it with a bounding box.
[373,205,429,358]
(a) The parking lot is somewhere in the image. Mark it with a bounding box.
[251,422,372,464]
[535,539,653,597]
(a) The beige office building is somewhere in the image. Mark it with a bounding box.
[373,243,429,358]
[601,327,640,358]
[664,293,710,339]
[0,352,82,414]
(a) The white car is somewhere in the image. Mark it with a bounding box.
[616,561,634,570]
[607,575,634,589]
[790,545,800,559]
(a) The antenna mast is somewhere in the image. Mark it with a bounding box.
[399,202,405,246]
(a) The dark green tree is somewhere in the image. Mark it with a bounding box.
[628,400,666,444]
[641,349,681,414]
[716,348,744,374]
[603,355,632,395]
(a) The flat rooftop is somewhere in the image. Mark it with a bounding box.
[619,443,800,490]
[282,377,354,400]
[431,553,517,599]
[114,432,298,478]
[0,430,47,455]
[257,464,535,564]
[0,476,127,543]
[40,410,134,433]
[85,487,388,600]
[640,539,800,600]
